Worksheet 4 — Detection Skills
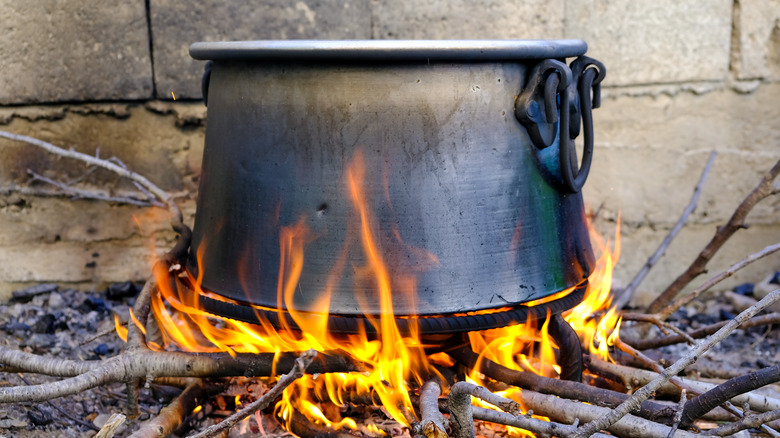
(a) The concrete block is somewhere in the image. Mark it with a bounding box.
[0,1,153,104]
[732,0,780,80]
[150,0,372,99]
[602,222,780,308]
[565,0,732,86]
[583,83,780,227]
[372,0,564,39]
[0,104,204,299]
[0,104,205,193]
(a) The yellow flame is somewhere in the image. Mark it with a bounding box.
[564,219,621,361]
[114,314,127,342]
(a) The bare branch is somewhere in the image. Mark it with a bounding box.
[0,346,99,377]
[419,380,449,438]
[585,356,780,413]
[680,363,780,429]
[647,157,780,313]
[186,350,317,438]
[572,288,780,437]
[27,169,164,207]
[616,151,716,309]
[451,346,675,424]
[0,129,181,221]
[705,408,780,436]
[520,389,699,438]
[666,389,686,438]
[614,338,777,436]
[628,312,780,350]
[657,241,780,320]
[129,379,216,438]
[448,381,522,438]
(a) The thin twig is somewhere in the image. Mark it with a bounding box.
[0,129,181,221]
[186,349,317,438]
[519,389,700,438]
[611,337,779,435]
[620,313,696,344]
[657,241,780,320]
[705,407,780,436]
[647,157,780,313]
[17,373,100,432]
[627,312,780,350]
[666,389,687,438]
[616,151,716,309]
[572,288,780,437]
[27,169,164,207]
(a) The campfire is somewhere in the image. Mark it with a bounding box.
[139,147,620,436]
[1,39,780,438]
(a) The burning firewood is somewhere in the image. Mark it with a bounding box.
[2,128,780,438]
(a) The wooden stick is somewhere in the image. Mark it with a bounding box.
[680,363,780,429]
[451,347,675,424]
[186,349,317,438]
[572,288,780,437]
[129,379,216,438]
[0,129,182,221]
[666,389,686,438]
[419,380,449,438]
[705,408,780,436]
[615,151,716,309]
[468,404,613,438]
[448,381,519,438]
[519,389,699,438]
[628,312,780,350]
[656,241,780,320]
[585,356,780,413]
[27,169,163,207]
[646,157,780,313]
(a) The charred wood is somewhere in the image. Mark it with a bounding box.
[450,346,676,424]
[679,363,780,429]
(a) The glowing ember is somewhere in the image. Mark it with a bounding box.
[123,149,622,435]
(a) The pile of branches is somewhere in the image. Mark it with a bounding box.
[1,129,780,437]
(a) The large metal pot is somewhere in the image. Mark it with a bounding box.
[187,40,604,329]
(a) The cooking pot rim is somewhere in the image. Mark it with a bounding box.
[189,39,587,62]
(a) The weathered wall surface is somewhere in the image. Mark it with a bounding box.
[0,0,778,306]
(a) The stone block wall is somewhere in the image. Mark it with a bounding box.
[0,0,778,306]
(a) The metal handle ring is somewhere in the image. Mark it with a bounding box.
[560,66,598,193]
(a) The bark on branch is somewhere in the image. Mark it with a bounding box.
[680,363,780,429]
[419,380,448,438]
[186,349,317,438]
[572,288,780,437]
[646,157,780,313]
[0,129,182,221]
[616,151,716,309]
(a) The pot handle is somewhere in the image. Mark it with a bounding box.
[514,59,572,150]
[563,56,606,193]
[516,57,606,193]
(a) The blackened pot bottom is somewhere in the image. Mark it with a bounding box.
[192,280,587,336]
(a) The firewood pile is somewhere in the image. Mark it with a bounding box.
[1,129,780,437]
